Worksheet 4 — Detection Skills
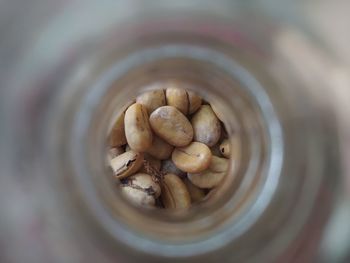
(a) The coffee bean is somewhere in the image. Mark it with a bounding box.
[149,106,193,147]
[183,178,206,203]
[125,103,153,152]
[166,86,189,115]
[136,89,166,113]
[161,173,191,209]
[191,105,221,147]
[110,150,144,179]
[121,173,161,207]
[187,91,202,114]
[172,142,212,173]
[188,156,229,188]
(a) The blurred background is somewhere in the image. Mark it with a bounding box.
[0,0,349,262]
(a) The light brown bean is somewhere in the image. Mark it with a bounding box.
[146,136,174,160]
[161,173,191,209]
[128,173,161,198]
[121,187,155,207]
[187,91,202,114]
[110,150,144,179]
[183,178,206,203]
[191,105,221,147]
[210,103,224,122]
[136,89,166,113]
[149,106,193,147]
[188,156,229,188]
[125,103,153,152]
[166,87,188,115]
[108,112,127,147]
[121,173,161,207]
[172,142,212,173]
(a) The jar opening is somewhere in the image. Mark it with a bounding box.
[69,44,282,254]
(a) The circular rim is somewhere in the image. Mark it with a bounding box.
[69,44,284,257]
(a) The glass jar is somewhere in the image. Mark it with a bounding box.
[1,1,349,262]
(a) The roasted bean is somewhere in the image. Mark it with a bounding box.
[136,89,166,113]
[121,173,161,207]
[161,173,191,209]
[188,156,229,188]
[166,87,189,115]
[191,105,221,147]
[149,106,193,147]
[183,178,206,203]
[210,103,224,122]
[187,91,202,114]
[172,142,212,173]
[110,150,144,179]
[125,103,153,152]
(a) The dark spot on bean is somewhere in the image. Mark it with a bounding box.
[145,186,156,196]
[126,158,137,167]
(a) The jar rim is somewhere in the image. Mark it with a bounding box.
[67,43,284,257]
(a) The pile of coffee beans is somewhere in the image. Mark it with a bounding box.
[107,80,236,209]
